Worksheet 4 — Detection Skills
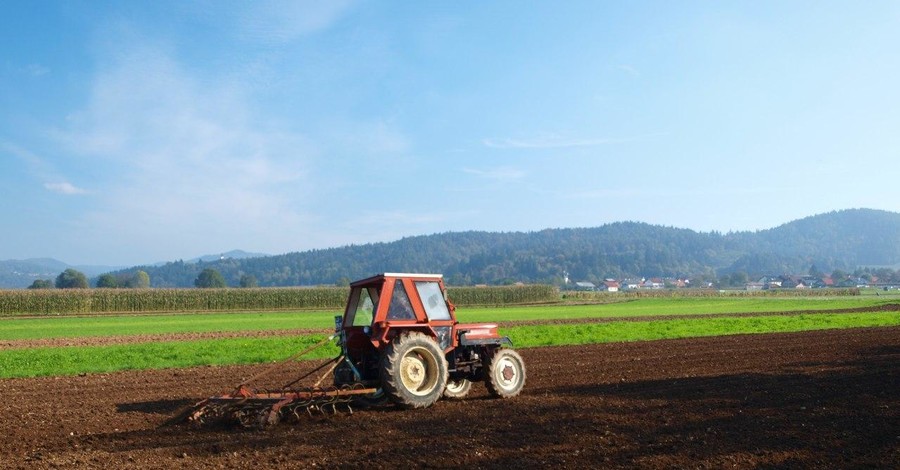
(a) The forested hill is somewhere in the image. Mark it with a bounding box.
[105,208,900,287]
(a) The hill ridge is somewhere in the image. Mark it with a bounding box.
[100,208,900,287]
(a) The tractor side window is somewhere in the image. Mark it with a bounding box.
[415,281,451,320]
[387,280,416,320]
[351,287,378,327]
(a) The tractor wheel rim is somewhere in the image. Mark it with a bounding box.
[446,380,467,393]
[400,348,439,396]
[495,356,520,390]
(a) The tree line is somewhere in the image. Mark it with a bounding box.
[27,268,259,289]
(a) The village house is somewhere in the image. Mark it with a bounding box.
[574,281,596,291]
[600,280,620,292]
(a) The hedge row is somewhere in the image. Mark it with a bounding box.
[0,284,560,316]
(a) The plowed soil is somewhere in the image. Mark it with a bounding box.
[1,327,897,469]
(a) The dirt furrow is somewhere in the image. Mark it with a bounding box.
[0,326,896,468]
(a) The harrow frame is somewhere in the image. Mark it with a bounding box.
[189,383,378,428]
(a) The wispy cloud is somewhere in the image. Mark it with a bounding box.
[52,42,318,259]
[234,0,356,43]
[483,132,667,150]
[463,167,526,180]
[44,182,88,195]
[2,141,45,171]
[559,185,785,201]
[3,62,49,77]
[26,64,49,76]
[483,136,622,149]
[2,140,87,194]
[336,119,411,154]
[616,64,641,78]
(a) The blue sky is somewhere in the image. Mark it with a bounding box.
[2,1,899,266]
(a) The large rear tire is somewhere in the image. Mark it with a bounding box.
[485,348,526,398]
[380,332,449,408]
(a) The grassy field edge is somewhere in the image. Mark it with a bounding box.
[2,297,897,341]
[1,311,898,379]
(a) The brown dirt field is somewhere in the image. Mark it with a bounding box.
[0,327,897,469]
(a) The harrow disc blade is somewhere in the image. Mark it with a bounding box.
[187,385,378,429]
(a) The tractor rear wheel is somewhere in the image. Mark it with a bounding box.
[443,378,472,399]
[485,348,526,398]
[380,332,449,408]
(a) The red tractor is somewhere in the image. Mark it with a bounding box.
[190,273,526,427]
[334,273,526,408]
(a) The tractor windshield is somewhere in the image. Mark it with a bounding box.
[415,281,451,320]
[347,286,380,327]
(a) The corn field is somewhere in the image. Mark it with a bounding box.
[0,285,560,316]
[0,288,347,316]
[447,285,559,306]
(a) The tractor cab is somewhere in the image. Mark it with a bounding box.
[339,273,456,350]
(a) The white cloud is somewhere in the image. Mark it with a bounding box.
[483,132,668,150]
[337,119,411,155]
[44,182,88,195]
[463,167,526,180]
[25,63,50,76]
[616,64,641,78]
[482,136,621,149]
[559,185,784,201]
[2,141,46,171]
[2,140,87,194]
[235,0,356,43]
[53,43,318,261]
[3,62,49,77]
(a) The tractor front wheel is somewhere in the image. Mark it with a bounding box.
[485,348,526,398]
[380,332,449,408]
[443,378,472,399]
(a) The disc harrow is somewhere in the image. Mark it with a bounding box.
[189,383,377,429]
[186,335,377,429]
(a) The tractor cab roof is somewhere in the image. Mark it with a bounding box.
[343,273,454,329]
[350,273,443,287]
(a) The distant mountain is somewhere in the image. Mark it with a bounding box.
[146,249,271,266]
[186,249,270,264]
[0,258,124,289]
[104,208,900,288]
[0,250,266,289]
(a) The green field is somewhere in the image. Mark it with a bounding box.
[0,296,898,378]
[0,311,337,341]
[2,296,896,341]
[462,296,898,321]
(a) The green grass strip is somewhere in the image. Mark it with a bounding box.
[0,334,340,379]
[0,311,337,340]
[504,312,900,347]
[1,311,898,379]
[2,296,895,341]
[460,296,897,321]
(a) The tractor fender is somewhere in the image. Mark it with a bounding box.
[371,324,434,349]
[456,323,511,346]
